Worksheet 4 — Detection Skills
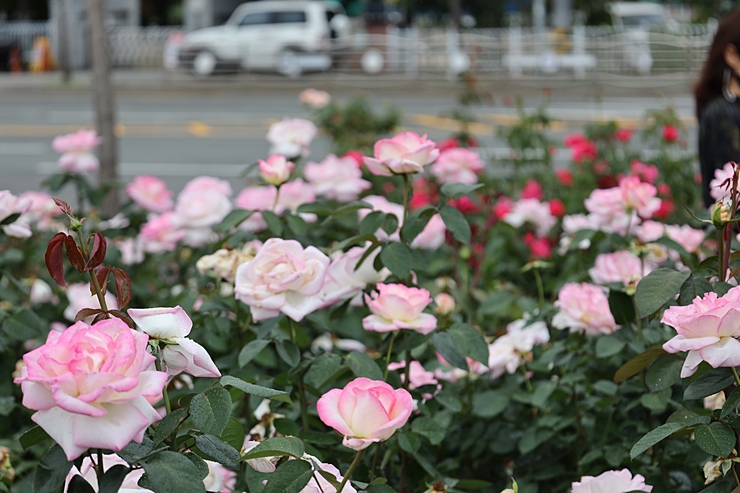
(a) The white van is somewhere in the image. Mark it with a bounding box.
[607,2,672,74]
[178,0,350,77]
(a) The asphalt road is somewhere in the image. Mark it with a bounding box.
[0,81,700,199]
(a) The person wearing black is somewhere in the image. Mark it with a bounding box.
[694,9,740,208]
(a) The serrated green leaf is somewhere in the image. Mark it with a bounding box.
[381,213,399,236]
[238,339,271,368]
[380,242,411,279]
[194,434,241,468]
[721,387,740,419]
[432,331,467,370]
[34,445,73,493]
[608,290,635,325]
[305,354,343,388]
[220,375,292,404]
[359,211,386,236]
[276,339,301,367]
[684,368,735,400]
[613,348,664,383]
[595,336,625,359]
[634,268,690,318]
[264,460,314,493]
[397,432,421,454]
[472,390,509,418]
[440,182,484,199]
[153,408,187,445]
[141,451,207,493]
[241,437,305,460]
[190,387,232,436]
[220,417,246,450]
[411,417,446,445]
[217,210,253,232]
[679,274,713,306]
[345,351,383,380]
[262,210,283,236]
[98,465,130,493]
[694,422,735,457]
[448,322,487,364]
[645,354,683,392]
[630,422,683,459]
[286,214,308,235]
[19,425,50,451]
[439,205,470,244]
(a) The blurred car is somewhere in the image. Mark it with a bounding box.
[607,2,675,74]
[178,0,351,77]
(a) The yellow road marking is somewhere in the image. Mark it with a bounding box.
[187,121,213,137]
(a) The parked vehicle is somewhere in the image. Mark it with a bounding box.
[177,0,351,77]
[607,2,674,75]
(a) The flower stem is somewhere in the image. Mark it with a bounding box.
[338,448,366,493]
[632,295,642,340]
[383,331,398,381]
[401,174,410,228]
[298,369,311,433]
[533,268,545,307]
[95,449,104,482]
[732,367,740,387]
[154,355,177,451]
[75,229,109,313]
[718,228,726,282]
[733,463,740,486]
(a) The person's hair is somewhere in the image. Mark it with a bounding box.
[694,9,740,118]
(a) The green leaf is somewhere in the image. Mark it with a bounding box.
[380,242,412,279]
[305,354,343,388]
[721,387,740,419]
[220,417,246,450]
[217,210,253,232]
[630,422,684,459]
[655,236,690,258]
[296,203,331,215]
[684,368,735,400]
[608,290,635,325]
[183,452,209,480]
[472,390,509,418]
[411,417,446,445]
[345,351,383,380]
[0,396,14,416]
[435,391,463,412]
[19,425,50,450]
[33,444,73,493]
[221,375,293,404]
[262,210,283,236]
[99,465,130,493]
[241,437,305,460]
[263,460,313,493]
[645,354,683,392]
[331,234,378,253]
[359,211,386,236]
[276,339,301,367]
[397,432,421,454]
[68,476,96,493]
[714,282,734,297]
[141,451,207,493]
[190,387,232,436]
[640,388,672,411]
[440,182,484,199]
[238,339,271,368]
[273,418,301,437]
[448,322,488,365]
[694,422,736,457]
[194,434,241,468]
[595,336,626,359]
[679,274,713,305]
[613,348,664,383]
[432,331,468,370]
[330,200,372,217]
[153,408,187,445]
[439,205,471,244]
[286,214,308,235]
[634,268,690,318]
[0,212,21,226]
[2,309,44,341]
[454,479,493,490]
[400,208,435,244]
[699,478,734,493]
[381,214,399,236]
[366,484,397,493]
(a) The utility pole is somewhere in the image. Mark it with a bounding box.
[85,0,119,215]
[448,0,461,29]
[57,0,72,82]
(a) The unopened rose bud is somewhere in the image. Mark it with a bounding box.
[712,201,731,229]
[259,155,295,186]
[0,446,14,481]
[434,293,456,315]
[424,482,447,493]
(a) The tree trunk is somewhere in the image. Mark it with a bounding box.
[85,0,119,216]
[57,0,72,82]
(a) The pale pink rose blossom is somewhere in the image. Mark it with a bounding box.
[430,147,484,185]
[242,440,279,473]
[434,293,455,315]
[571,469,652,493]
[710,162,735,202]
[562,214,600,234]
[620,175,661,218]
[316,377,413,450]
[30,279,57,305]
[363,283,437,334]
[662,286,740,377]
[267,118,318,158]
[182,176,233,196]
[235,186,278,232]
[116,237,145,265]
[14,319,167,460]
[0,190,32,238]
[589,250,649,287]
[584,187,642,235]
[411,214,447,250]
[387,360,439,390]
[635,220,666,243]
[173,177,232,229]
[299,88,331,109]
[65,454,150,492]
[704,391,726,410]
[63,283,119,322]
[203,460,237,493]
[357,195,404,241]
[129,306,220,378]
[665,225,706,254]
[300,463,356,493]
[488,319,550,379]
[275,179,318,220]
[234,238,330,321]
[304,154,371,202]
[319,244,389,308]
[552,283,619,336]
[363,132,439,176]
[140,212,186,253]
[52,129,101,173]
[125,175,174,213]
[259,154,295,185]
[502,199,557,237]
[18,191,61,231]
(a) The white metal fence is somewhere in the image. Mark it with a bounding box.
[0,21,716,76]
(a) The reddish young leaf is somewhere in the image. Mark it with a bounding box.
[52,197,73,216]
[111,267,131,309]
[45,232,69,287]
[91,312,108,324]
[74,308,105,323]
[63,235,85,272]
[84,233,107,272]
[109,310,136,328]
[93,266,111,296]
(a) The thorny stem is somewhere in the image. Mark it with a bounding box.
[401,174,411,227]
[521,365,533,393]
[732,367,740,388]
[289,318,310,432]
[154,355,177,450]
[383,331,399,381]
[75,229,109,313]
[94,449,104,483]
[337,448,366,493]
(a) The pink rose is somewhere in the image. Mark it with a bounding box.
[552,283,619,336]
[116,237,145,266]
[665,225,706,254]
[710,162,734,202]
[52,129,101,173]
[520,179,544,200]
[319,244,389,308]
[572,469,652,493]
[304,154,371,202]
[203,460,237,493]
[589,250,649,287]
[387,360,439,390]
[140,212,186,253]
[434,293,455,315]
[357,195,404,241]
[173,177,232,229]
[66,454,150,492]
[316,377,413,450]
[299,88,331,109]
[635,220,666,242]
[63,283,119,322]
[300,463,356,493]
[126,175,174,213]
[14,319,167,460]
[584,187,640,235]
[259,155,295,186]
[502,199,557,237]
[429,147,483,185]
[564,133,597,163]
[182,176,233,196]
[129,306,220,378]
[275,179,318,219]
[364,132,439,176]
[410,214,447,250]
[620,176,660,218]
[0,190,32,238]
[630,161,659,183]
[488,319,550,379]
[662,124,679,142]
[234,238,330,321]
[18,191,60,231]
[363,283,437,334]
[615,128,633,142]
[235,185,278,232]
[267,118,317,158]
[662,286,740,377]
[30,279,57,305]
